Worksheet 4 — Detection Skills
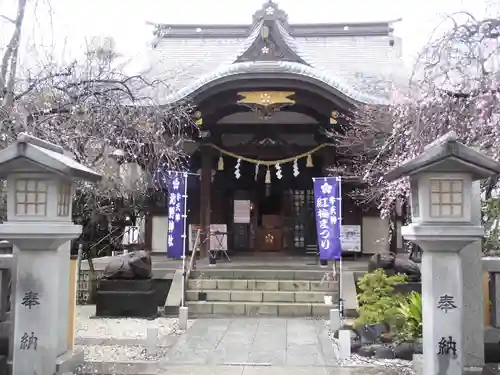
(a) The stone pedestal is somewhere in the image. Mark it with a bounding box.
[403,224,484,375]
[96,279,157,318]
[57,242,71,354]
[461,182,485,369]
[422,250,464,375]
[0,223,83,375]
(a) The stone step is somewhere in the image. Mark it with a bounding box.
[187,279,336,292]
[186,289,329,303]
[190,269,327,281]
[186,301,333,317]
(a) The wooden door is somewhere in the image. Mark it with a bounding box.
[290,189,316,251]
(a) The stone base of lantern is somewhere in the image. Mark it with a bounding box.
[96,279,158,319]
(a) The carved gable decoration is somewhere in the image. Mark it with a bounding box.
[235,2,309,65]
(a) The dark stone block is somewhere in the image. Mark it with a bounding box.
[393,342,414,360]
[393,282,421,295]
[351,341,362,353]
[151,278,172,307]
[0,356,6,375]
[413,339,423,354]
[0,337,8,357]
[485,342,500,363]
[358,345,376,357]
[96,279,157,318]
[374,345,395,359]
[98,279,153,292]
[358,323,389,345]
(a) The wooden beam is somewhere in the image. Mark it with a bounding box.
[199,146,212,259]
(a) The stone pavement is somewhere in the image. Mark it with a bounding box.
[163,317,336,366]
[157,365,402,375]
[159,318,404,375]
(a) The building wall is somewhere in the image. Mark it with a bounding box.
[150,213,399,255]
[361,216,390,254]
[151,216,169,252]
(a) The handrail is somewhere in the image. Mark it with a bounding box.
[182,229,200,307]
[186,229,200,281]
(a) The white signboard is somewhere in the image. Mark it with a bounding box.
[210,224,228,251]
[341,225,361,252]
[234,200,251,223]
[189,224,228,251]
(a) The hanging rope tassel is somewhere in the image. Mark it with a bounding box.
[306,154,313,168]
[265,167,271,184]
[217,155,224,171]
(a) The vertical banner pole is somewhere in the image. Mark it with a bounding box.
[338,177,343,318]
[313,176,343,315]
[180,172,189,308]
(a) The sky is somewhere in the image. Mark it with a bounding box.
[0,0,494,71]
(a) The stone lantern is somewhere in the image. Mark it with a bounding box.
[385,131,500,375]
[0,134,101,375]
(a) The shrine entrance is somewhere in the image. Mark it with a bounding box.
[186,83,353,258]
[203,147,323,255]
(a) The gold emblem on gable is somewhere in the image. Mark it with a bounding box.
[237,91,295,107]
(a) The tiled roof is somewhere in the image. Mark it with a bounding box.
[147,2,407,105]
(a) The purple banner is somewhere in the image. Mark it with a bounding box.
[313,177,342,260]
[166,173,186,259]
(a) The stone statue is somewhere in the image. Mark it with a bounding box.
[368,252,421,282]
[102,250,153,280]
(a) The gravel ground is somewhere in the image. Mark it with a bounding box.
[325,321,416,375]
[75,305,194,362]
[75,344,169,362]
[76,305,191,340]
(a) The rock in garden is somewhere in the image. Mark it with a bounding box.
[393,342,414,360]
[379,332,393,343]
[351,340,362,353]
[358,344,377,357]
[393,258,421,282]
[102,250,153,280]
[374,345,395,359]
[367,252,396,273]
[413,339,423,354]
[358,323,389,345]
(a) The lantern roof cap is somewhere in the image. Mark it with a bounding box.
[0,133,101,182]
[385,131,500,182]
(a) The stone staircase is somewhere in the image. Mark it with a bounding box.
[186,268,338,317]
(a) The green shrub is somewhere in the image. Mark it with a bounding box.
[394,291,423,341]
[355,269,407,327]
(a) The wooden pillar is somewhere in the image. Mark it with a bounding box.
[200,146,212,259]
[144,193,154,251]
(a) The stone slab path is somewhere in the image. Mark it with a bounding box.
[157,365,401,375]
[162,317,337,367]
[158,318,408,374]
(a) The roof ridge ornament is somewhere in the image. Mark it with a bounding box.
[237,3,306,64]
[252,1,288,24]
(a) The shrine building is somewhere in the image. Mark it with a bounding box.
[144,1,406,259]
